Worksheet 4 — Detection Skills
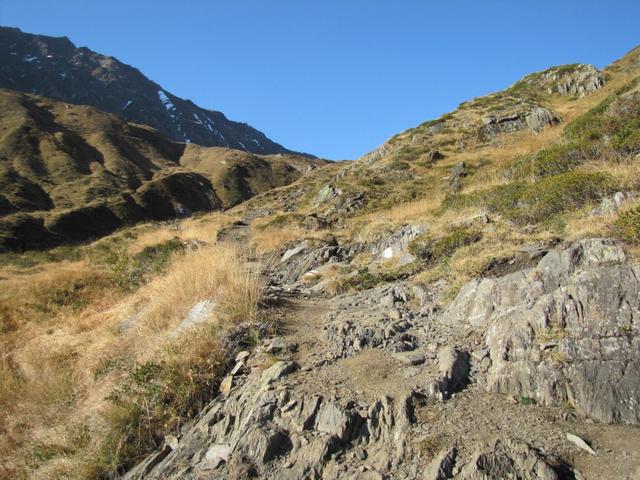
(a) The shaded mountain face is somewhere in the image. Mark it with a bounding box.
[0,89,326,251]
[0,27,308,156]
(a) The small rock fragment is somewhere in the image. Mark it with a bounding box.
[566,433,597,455]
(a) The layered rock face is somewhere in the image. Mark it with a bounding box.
[444,238,640,424]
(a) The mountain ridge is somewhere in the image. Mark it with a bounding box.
[0,26,312,157]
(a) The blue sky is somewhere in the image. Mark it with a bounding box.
[1,1,639,159]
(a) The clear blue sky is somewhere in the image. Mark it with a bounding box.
[1,1,639,159]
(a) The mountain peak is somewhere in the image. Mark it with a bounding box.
[0,26,311,157]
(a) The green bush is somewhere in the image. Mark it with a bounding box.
[110,239,184,292]
[336,264,419,293]
[441,172,616,225]
[613,206,640,243]
[513,172,615,223]
[565,89,640,156]
[506,140,601,180]
[408,228,481,265]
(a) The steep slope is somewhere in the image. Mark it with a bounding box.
[0,89,326,251]
[0,26,308,156]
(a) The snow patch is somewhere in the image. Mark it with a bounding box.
[157,90,176,111]
[23,54,38,62]
[122,100,133,110]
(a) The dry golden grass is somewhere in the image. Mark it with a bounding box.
[0,241,262,479]
[127,213,237,254]
[250,225,309,253]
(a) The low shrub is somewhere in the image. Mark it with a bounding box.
[110,239,184,292]
[442,172,616,225]
[409,228,482,265]
[612,206,640,243]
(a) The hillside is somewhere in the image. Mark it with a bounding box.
[0,88,326,251]
[1,46,640,480]
[0,27,308,156]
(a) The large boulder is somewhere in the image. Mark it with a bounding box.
[441,238,640,424]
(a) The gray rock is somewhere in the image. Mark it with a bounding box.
[424,447,457,480]
[442,238,640,424]
[266,337,287,353]
[566,433,597,455]
[235,350,250,362]
[171,300,215,337]
[460,438,560,480]
[438,346,470,394]
[281,241,309,263]
[203,444,231,469]
[315,402,362,442]
[262,361,298,384]
[392,351,426,365]
[479,107,559,140]
[314,184,342,206]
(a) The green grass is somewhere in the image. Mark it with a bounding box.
[109,239,184,292]
[442,171,616,225]
[336,264,419,293]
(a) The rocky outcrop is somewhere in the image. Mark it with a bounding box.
[442,238,640,424]
[458,438,562,480]
[122,237,639,480]
[478,106,559,141]
[532,64,606,98]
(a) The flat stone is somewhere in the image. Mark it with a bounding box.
[262,361,298,384]
[230,361,245,375]
[219,375,233,395]
[392,351,426,365]
[235,350,250,362]
[171,300,215,337]
[266,338,287,353]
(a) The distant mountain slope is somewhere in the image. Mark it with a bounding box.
[0,89,326,251]
[0,26,309,156]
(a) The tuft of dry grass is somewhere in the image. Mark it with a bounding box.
[250,225,309,253]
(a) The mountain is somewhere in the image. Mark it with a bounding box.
[0,26,308,156]
[0,88,326,251]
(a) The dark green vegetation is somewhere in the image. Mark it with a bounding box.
[409,228,482,264]
[110,239,184,292]
[442,85,640,227]
[613,206,640,243]
[443,171,616,225]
